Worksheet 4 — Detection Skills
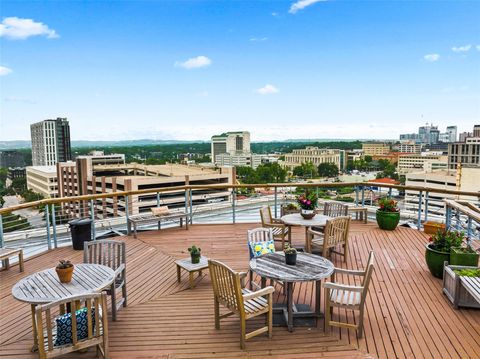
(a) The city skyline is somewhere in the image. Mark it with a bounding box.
[1,1,480,141]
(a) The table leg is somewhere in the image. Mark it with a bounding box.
[261,277,266,289]
[287,282,294,332]
[176,265,181,283]
[189,272,194,289]
[315,280,321,327]
[198,269,202,277]
[30,304,38,352]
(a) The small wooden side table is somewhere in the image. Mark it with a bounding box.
[175,256,209,289]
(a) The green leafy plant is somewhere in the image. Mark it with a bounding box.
[56,260,73,269]
[284,243,297,255]
[284,203,298,210]
[453,268,480,277]
[429,230,465,253]
[296,190,318,210]
[188,245,201,255]
[377,197,399,212]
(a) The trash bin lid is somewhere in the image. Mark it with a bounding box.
[68,218,92,226]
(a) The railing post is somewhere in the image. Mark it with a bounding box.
[417,191,423,230]
[388,187,392,199]
[45,204,52,250]
[51,204,58,248]
[90,199,96,241]
[455,210,461,231]
[0,214,4,248]
[232,189,236,224]
[156,192,160,207]
[424,191,429,223]
[467,217,472,238]
[274,186,278,218]
[184,189,188,219]
[361,186,365,207]
[355,186,359,207]
[189,189,193,224]
[125,195,130,234]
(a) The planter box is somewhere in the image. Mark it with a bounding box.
[450,247,480,267]
[423,221,446,235]
[442,264,480,309]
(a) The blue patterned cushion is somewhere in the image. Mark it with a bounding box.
[55,307,96,346]
[249,240,275,258]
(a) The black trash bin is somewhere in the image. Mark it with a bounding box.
[69,218,92,250]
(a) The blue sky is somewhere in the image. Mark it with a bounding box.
[1,0,479,141]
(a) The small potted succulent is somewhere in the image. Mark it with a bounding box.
[376,197,400,230]
[55,260,74,283]
[284,243,297,265]
[425,230,463,278]
[188,245,201,264]
[296,190,318,219]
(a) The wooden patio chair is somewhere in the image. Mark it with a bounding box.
[306,216,351,262]
[34,292,109,359]
[312,201,349,232]
[324,251,375,337]
[84,240,127,321]
[259,206,290,248]
[208,259,274,349]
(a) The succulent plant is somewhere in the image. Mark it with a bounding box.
[56,260,73,269]
[284,243,297,255]
[188,246,201,255]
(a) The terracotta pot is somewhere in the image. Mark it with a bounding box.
[56,265,74,283]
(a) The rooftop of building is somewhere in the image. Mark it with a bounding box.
[93,163,227,177]
[25,165,57,173]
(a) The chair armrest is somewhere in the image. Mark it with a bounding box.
[333,268,365,276]
[238,272,248,288]
[272,218,283,224]
[323,282,364,293]
[243,286,275,300]
[263,223,286,229]
[307,228,323,236]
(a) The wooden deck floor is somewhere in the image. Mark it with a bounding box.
[1,222,479,359]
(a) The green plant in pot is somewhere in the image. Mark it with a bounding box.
[296,190,318,219]
[284,243,297,265]
[376,197,400,230]
[55,260,74,283]
[425,230,463,278]
[451,235,479,267]
[188,245,201,264]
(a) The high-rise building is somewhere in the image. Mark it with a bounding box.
[446,126,457,142]
[473,125,480,137]
[30,118,72,166]
[459,132,473,142]
[418,123,440,144]
[211,131,251,163]
[448,137,480,170]
[0,150,25,168]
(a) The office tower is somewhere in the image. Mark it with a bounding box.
[30,118,72,166]
[473,125,480,137]
[446,126,457,142]
[211,131,251,163]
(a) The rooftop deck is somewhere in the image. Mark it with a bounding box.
[1,222,479,358]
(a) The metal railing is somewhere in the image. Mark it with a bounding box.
[0,182,478,252]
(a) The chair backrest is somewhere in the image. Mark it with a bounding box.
[208,259,243,313]
[247,228,273,259]
[84,239,126,272]
[259,206,273,226]
[324,216,351,248]
[35,292,108,357]
[324,202,349,217]
[360,251,375,303]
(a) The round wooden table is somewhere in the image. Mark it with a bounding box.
[249,252,334,332]
[281,213,331,249]
[12,263,115,351]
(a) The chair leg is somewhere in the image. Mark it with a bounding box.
[122,281,127,307]
[19,251,24,272]
[214,298,220,329]
[344,244,348,263]
[357,308,364,338]
[249,271,253,290]
[325,289,331,334]
[110,284,117,321]
[240,318,246,350]
[267,294,273,339]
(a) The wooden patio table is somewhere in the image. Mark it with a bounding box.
[249,252,334,332]
[12,263,115,351]
[281,213,331,249]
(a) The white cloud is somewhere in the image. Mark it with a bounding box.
[175,56,212,69]
[271,12,279,17]
[452,44,472,53]
[476,45,480,51]
[0,17,58,40]
[289,0,327,14]
[0,66,12,76]
[255,84,279,95]
[249,37,268,42]
[423,54,440,62]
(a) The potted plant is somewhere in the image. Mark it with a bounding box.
[451,236,479,266]
[376,197,400,230]
[425,230,463,278]
[55,260,74,283]
[188,245,201,264]
[296,191,318,219]
[284,244,297,265]
[281,203,299,216]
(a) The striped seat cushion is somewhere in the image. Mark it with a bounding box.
[271,227,288,235]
